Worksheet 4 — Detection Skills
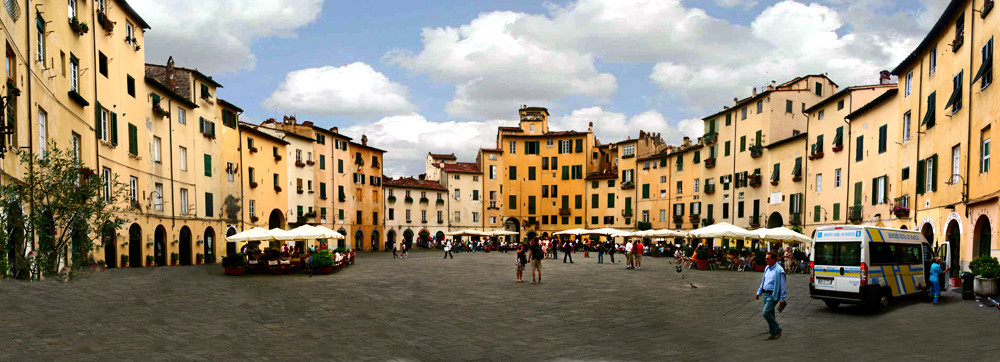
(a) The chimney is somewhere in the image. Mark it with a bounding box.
[768,80,776,90]
[752,87,757,97]
[361,134,368,146]
[302,120,314,127]
[588,121,593,133]
[683,137,691,147]
[331,127,339,134]
[734,97,739,105]
[879,70,892,85]
[419,174,426,180]
[166,56,176,91]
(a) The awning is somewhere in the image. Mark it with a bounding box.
[921,93,936,126]
[225,227,273,242]
[756,227,812,244]
[973,53,993,85]
[689,222,758,239]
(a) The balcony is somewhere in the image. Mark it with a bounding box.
[560,208,571,216]
[848,206,863,223]
[701,218,715,226]
[703,132,718,145]
[704,184,715,194]
[621,181,635,190]
[748,174,762,187]
[749,144,763,158]
[419,197,429,204]
[749,215,761,228]
[892,196,911,218]
[622,208,633,217]
[673,215,683,225]
[689,214,700,224]
[789,212,802,226]
[705,157,716,169]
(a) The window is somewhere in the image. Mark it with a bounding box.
[837,99,845,111]
[905,71,913,96]
[98,107,109,142]
[740,136,746,152]
[152,136,161,163]
[154,183,163,211]
[855,135,863,162]
[98,52,108,77]
[816,174,822,192]
[927,46,937,76]
[815,81,823,97]
[249,200,256,217]
[785,100,792,113]
[902,112,911,142]
[36,15,45,65]
[676,181,683,194]
[756,100,763,114]
[622,144,635,157]
[835,168,841,188]
[473,190,479,201]
[489,153,497,160]
[741,107,747,120]
[320,155,325,169]
[693,179,699,193]
[125,21,134,44]
[201,83,212,100]
[180,188,188,215]
[68,0,76,19]
[204,154,212,177]
[983,137,991,173]
[126,74,136,97]
[71,133,81,163]
[37,108,46,156]
[926,156,935,193]
[473,212,479,223]
[724,141,730,156]
[128,176,137,203]
[489,165,496,180]
[205,193,214,217]
[878,124,887,154]
[509,140,516,154]
[983,38,995,90]
[509,166,517,180]
[528,166,536,181]
[560,140,572,154]
[177,108,186,125]
[818,110,824,120]
[948,71,963,113]
[876,176,887,204]
[177,146,187,171]
[952,145,961,184]
[902,167,910,180]
[508,195,517,210]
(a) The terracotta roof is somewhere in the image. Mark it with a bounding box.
[544,131,589,136]
[144,76,198,109]
[803,84,895,114]
[439,162,481,174]
[239,124,290,145]
[217,99,243,113]
[586,170,619,180]
[480,148,502,152]
[498,126,523,132]
[764,132,808,149]
[429,153,457,160]
[350,141,387,153]
[383,177,446,191]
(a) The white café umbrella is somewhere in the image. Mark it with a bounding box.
[645,229,689,238]
[585,228,628,236]
[313,225,345,239]
[268,228,297,241]
[225,227,273,242]
[757,227,812,244]
[489,230,519,236]
[553,228,590,235]
[689,222,758,239]
[288,225,325,240]
[445,229,489,237]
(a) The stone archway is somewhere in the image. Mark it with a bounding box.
[337,228,347,249]
[946,220,961,276]
[204,226,216,263]
[973,215,992,258]
[128,223,142,268]
[766,212,783,228]
[371,229,380,251]
[179,226,193,265]
[504,217,520,243]
[921,222,935,248]
[155,225,167,266]
[403,229,414,249]
[268,209,285,229]
[387,229,397,250]
[354,229,364,250]
[225,227,238,256]
[102,224,116,268]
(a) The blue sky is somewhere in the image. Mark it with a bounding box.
[132,0,943,176]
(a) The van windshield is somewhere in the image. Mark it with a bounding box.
[814,241,861,266]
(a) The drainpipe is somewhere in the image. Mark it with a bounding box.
[236,111,243,236]
[803,112,810,231]
[964,6,974,220]
[166,97,175,230]
[27,0,36,278]
[915,59,924,238]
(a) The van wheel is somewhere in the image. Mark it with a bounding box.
[869,289,891,312]
[824,300,840,309]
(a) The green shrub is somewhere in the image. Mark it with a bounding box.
[333,247,347,254]
[311,249,335,268]
[222,254,245,269]
[970,255,1000,278]
[683,247,694,257]
[695,248,710,260]
[754,250,766,265]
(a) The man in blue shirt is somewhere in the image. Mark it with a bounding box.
[929,257,949,304]
[756,251,787,340]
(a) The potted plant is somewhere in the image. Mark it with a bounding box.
[207,253,216,263]
[250,215,259,222]
[404,196,414,203]
[120,254,129,268]
[695,248,710,270]
[249,181,258,189]
[196,253,204,265]
[152,102,169,118]
[146,255,154,267]
[311,249,336,274]
[754,250,767,272]
[222,254,245,275]
[170,252,179,266]
[832,143,843,152]
[970,255,1000,296]
[306,160,315,166]
[387,195,396,203]
[96,260,106,272]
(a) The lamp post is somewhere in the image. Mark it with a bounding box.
[945,173,968,202]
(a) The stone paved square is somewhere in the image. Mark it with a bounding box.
[1,250,998,361]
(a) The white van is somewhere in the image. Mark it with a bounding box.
[809,225,950,310]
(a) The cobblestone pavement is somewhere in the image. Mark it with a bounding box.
[1,250,998,361]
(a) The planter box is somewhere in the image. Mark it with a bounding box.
[975,276,998,296]
[171,261,178,266]
[951,277,962,288]
[313,266,334,275]
[224,268,244,276]
[146,261,153,267]
[755,264,766,272]
[696,260,709,270]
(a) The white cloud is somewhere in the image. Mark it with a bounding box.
[386,11,616,119]
[714,0,759,8]
[342,114,516,177]
[131,0,323,74]
[263,62,415,118]
[550,107,701,146]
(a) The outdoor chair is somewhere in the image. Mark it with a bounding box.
[267,260,280,275]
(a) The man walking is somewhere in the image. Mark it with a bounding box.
[607,241,616,264]
[444,240,454,259]
[530,238,544,284]
[392,241,399,259]
[755,251,787,340]
[563,239,574,263]
[634,241,644,270]
[597,240,604,264]
[625,241,634,269]
[401,241,408,258]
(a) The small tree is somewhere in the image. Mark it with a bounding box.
[0,144,129,278]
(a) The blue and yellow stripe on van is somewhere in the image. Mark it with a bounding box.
[869,265,925,296]
[814,266,861,277]
[868,229,884,243]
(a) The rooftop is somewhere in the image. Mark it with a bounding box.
[436,162,482,174]
[384,177,447,191]
[429,153,457,160]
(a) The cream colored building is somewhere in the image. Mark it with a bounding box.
[384,177,448,248]
[437,162,484,235]
[845,90,903,230]
[238,122,289,233]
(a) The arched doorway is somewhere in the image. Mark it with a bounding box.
[946,220,961,276]
[766,212,783,228]
[419,230,431,248]
[225,227,238,256]
[371,229,380,251]
[403,229,414,249]
[387,229,397,250]
[354,230,364,250]
[921,222,935,247]
[179,226,192,265]
[268,209,284,229]
[102,224,116,268]
[204,227,216,263]
[974,215,992,258]
[434,231,444,247]
[337,228,347,249]
[155,225,167,266]
[504,217,520,243]
[129,223,142,268]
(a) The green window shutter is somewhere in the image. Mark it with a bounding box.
[204,154,212,177]
[725,141,730,156]
[95,102,102,136]
[562,165,569,180]
[575,139,582,153]
[339,210,344,219]
[109,112,118,145]
[128,123,137,155]
[740,136,746,151]
[205,193,214,217]
[814,205,820,222]
[338,159,343,173]
[575,195,582,209]
[856,136,864,161]
[625,197,631,211]
[834,126,843,146]
[854,182,863,205]
[872,177,878,205]
[508,195,516,210]
[755,130,762,145]
[930,154,938,191]
[642,184,649,199]
[833,203,840,221]
[916,159,926,194]
[879,125,887,153]
[592,194,599,208]
[561,195,568,209]
[608,193,615,208]
[771,163,780,181]
[693,151,700,163]
[528,196,536,214]
[320,155,325,169]
[725,113,731,126]
[510,166,517,180]
[817,134,823,151]
[659,158,666,167]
